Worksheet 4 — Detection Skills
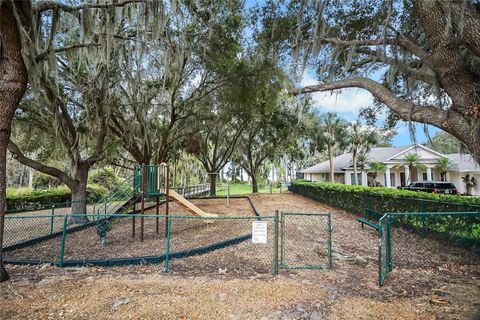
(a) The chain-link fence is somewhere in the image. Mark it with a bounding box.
[3,213,281,275]
[166,215,277,275]
[378,211,480,286]
[280,212,332,270]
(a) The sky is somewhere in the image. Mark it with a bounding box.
[300,72,441,147]
[244,0,442,147]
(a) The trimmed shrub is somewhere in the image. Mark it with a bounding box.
[289,180,480,214]
[289,180,480,246]
[6,184,109,212]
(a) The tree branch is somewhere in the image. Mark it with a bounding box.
[293,77,449,125]
[36,43,101,62]
[315,36,434,69]
[33,0,147,13]
[8,140,74,188]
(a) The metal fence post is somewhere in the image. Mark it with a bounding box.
[387,215,393,272]
[280,211,285,268]
[327,213,332,269]
[59,215,68,267]
[378,227,383,286]
[50,205,55,235]
[273,210,279,275]
[165,216,172,273]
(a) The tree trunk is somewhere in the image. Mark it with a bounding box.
[353,154,358,186]
[18,164,25,187]
[328,144,334,182]
[28,167,33,188]
[209,173,216,197]
[251,175,258,193]
[0,0,31,283]
[69,164,90,225]
[0,131,11,282]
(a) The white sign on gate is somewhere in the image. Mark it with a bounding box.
[252,221,268,244]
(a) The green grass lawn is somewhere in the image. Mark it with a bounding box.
[216,184,282,195]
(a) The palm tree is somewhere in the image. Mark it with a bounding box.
[368,161,386,186]
[348,121,378,186]
[435,157,452,181]
[402,153,426,184]
[355,153,369,185]
[462,174,477,196]
[313,113,348,183]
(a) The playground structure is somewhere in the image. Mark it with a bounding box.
[94,163,217,244]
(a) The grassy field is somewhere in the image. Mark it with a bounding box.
[216,183,282,195]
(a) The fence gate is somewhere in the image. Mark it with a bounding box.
[280,212,332,270]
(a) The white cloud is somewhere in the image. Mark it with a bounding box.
[301,72,374,114]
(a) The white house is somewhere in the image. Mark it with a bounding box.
[301,145,480,196]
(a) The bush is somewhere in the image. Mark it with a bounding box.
[88,167,121,189]
[289,180,480,246]
[6,184,109,212]
[290,180,480,214]
[86,184,109,202]
[32,172,63,188]
[6,186,71,211]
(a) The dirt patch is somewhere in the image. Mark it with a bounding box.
[2,193,480,319]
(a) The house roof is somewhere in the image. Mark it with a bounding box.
[445,153,480,172]
[301,147,409,173]
[301,145,480,174]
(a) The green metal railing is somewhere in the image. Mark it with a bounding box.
[93,174,138,219]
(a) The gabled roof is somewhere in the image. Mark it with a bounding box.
[301,146,409,173]
[302,153,353,174]
[385,144,446,162]
[446,153,480,172]
[301,145,480,174]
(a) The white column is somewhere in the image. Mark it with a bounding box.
[345,171,351,185]
[385,167,391,187]
[361,171,368,186]
[446,172,450,182]
[426,167,432,181]
[404,165,410,184]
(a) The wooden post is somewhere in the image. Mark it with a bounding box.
[141,163,145,242]
[165,164,170,239]
[173,158,177,188]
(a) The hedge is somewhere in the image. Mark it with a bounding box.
[289,180,480,248]
[289,180,480,214]
[6,184,108,212]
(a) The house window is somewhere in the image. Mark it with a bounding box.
[383,172,396,187]
[350,173,362,185]
[440,172,447,181]
[422,172,428,181]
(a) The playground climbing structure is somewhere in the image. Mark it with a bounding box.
[93,163,217,242]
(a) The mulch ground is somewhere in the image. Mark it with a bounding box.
[1,193,480,319]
